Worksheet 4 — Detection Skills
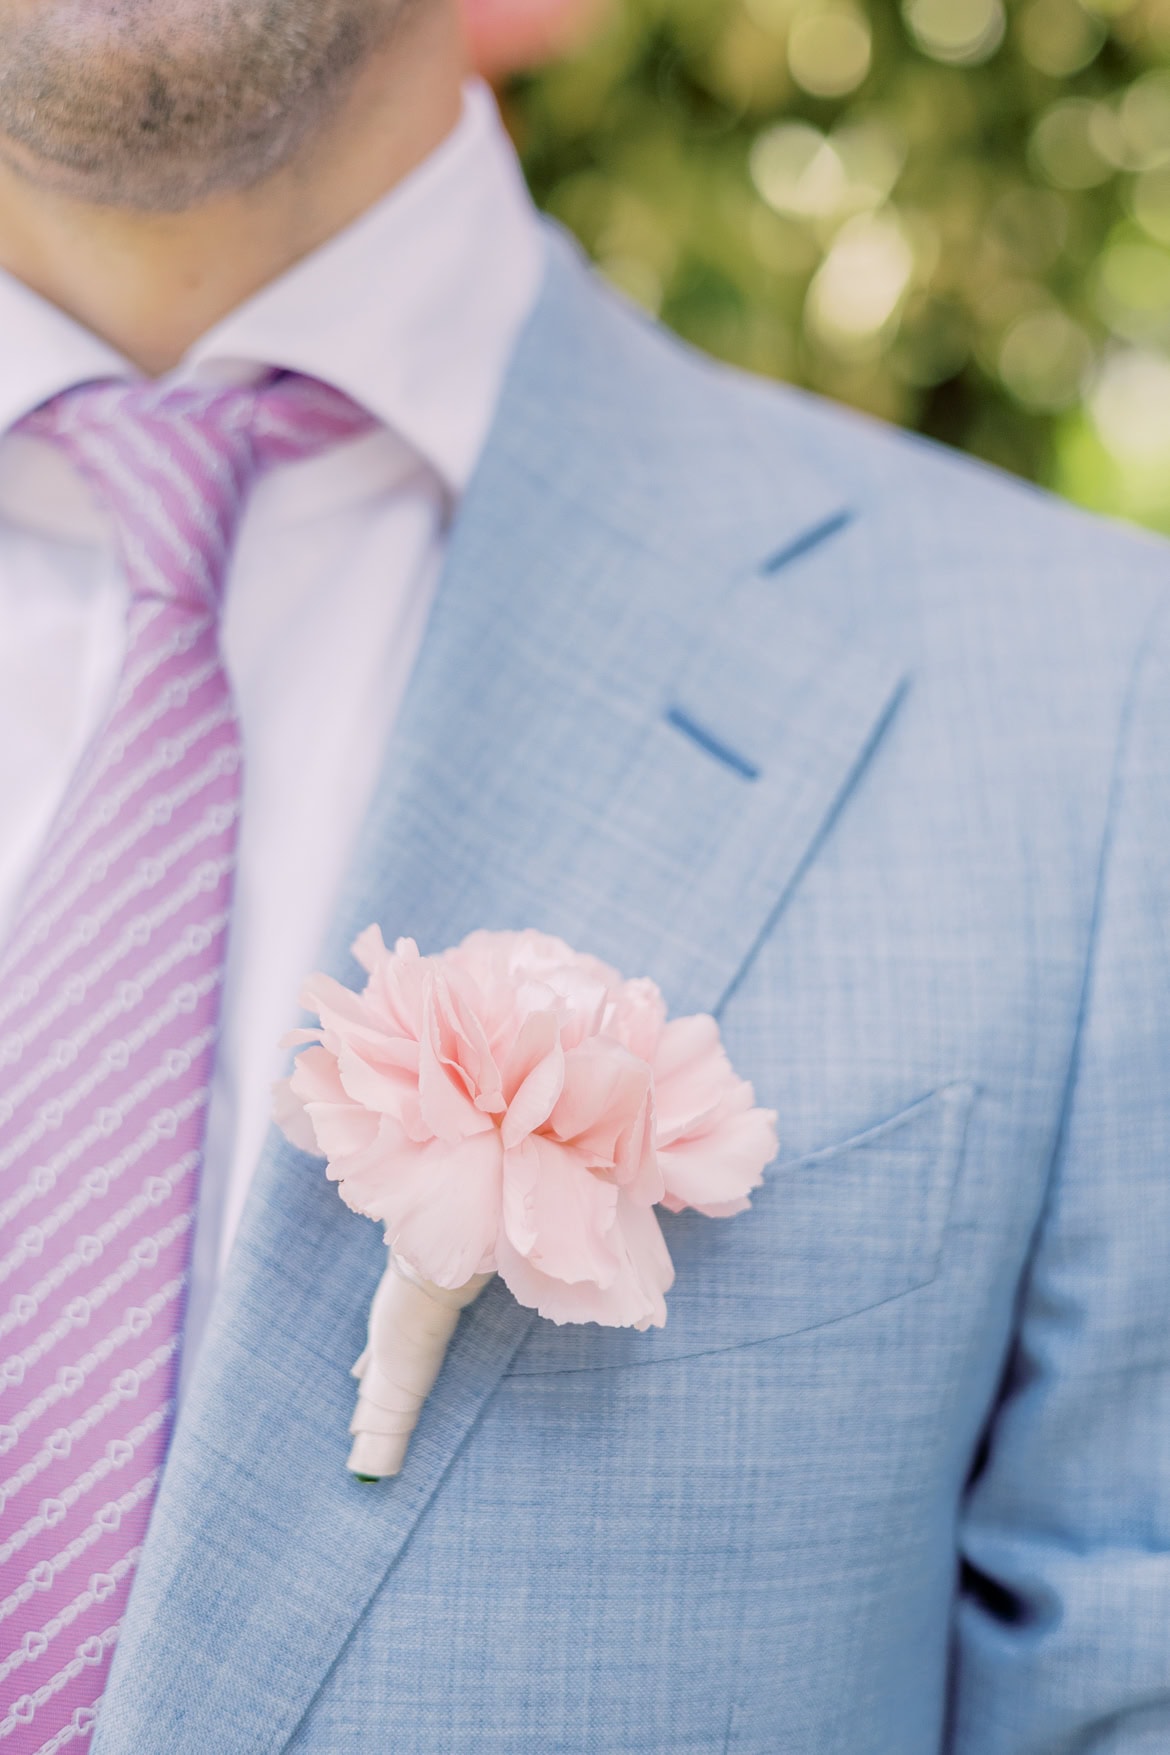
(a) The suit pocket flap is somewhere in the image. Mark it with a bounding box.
[507,1081,977,1374]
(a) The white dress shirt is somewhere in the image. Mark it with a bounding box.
[0,80,544,1391]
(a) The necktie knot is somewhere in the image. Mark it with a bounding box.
[15,372,376,614]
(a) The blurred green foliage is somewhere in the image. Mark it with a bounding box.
[508,0,1170,531]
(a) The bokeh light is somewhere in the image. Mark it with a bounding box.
[510,0,1170,532]
[903,0,1006,66]
[789,5,874,95]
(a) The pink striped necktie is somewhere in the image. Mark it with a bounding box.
[0,373,375,1753]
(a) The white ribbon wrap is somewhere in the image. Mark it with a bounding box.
[347,1254,494,1479]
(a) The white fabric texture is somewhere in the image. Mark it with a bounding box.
[0,79,544,1389]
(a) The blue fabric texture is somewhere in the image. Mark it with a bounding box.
[91,227,1170,1754]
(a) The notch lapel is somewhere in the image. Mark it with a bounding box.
[93,234,908,1755]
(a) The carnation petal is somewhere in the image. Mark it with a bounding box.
[303,988,418,1081]
[418,973,497,1144]
[335,1042,417,1118]
[652,1013,742,1145]
[613,1082,663,1207]
[658,1096,779,1216]
[286,1045,382,1161]
[550,1038,652,1162]
[438,965,506,1111]
[451,929,621,1052]
[340,1122,504,1289]
[300,971,386,1040]
[287,1044,346,1106]
[495,1190,673,1328]
[500,1129,539,1257]
[500,1013,564,1147]
[618,1196,676,1329]
[501,1134,620,1287]
[603,976,667,1062]
[271,1076,319,1154]
[307,1101,382,1165]
[366,936,429,1038]
[351,923,390,976]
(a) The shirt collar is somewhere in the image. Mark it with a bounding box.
[0,78,544,500]
[0,281,128,437]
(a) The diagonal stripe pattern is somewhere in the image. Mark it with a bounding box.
[0,373,374,1753]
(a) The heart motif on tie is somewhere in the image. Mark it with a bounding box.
[152,1108,179,1140]
[105,1439,134,1467]
[124,1307,151,1338]
[56,1364,84,1392]
[89,1573,116,1604]
[30,1561,54,1590]
[79,1636,105,1665]
[96,1502,122,1533]
[39,1497,66,1528]
[114,1369,139,1399]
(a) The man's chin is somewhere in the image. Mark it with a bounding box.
[0,120,306,215]
[0,0,398,214]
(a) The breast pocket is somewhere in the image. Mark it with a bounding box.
[506,1081,977,1374]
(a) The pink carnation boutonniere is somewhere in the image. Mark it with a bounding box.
[273,928,778,1480]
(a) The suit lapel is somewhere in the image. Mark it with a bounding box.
[94,234,908,1755]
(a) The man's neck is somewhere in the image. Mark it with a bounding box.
[0,6,465,377]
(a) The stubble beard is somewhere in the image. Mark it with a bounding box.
[0,0,410,211]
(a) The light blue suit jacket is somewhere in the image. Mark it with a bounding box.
[92,231,1170,1754]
